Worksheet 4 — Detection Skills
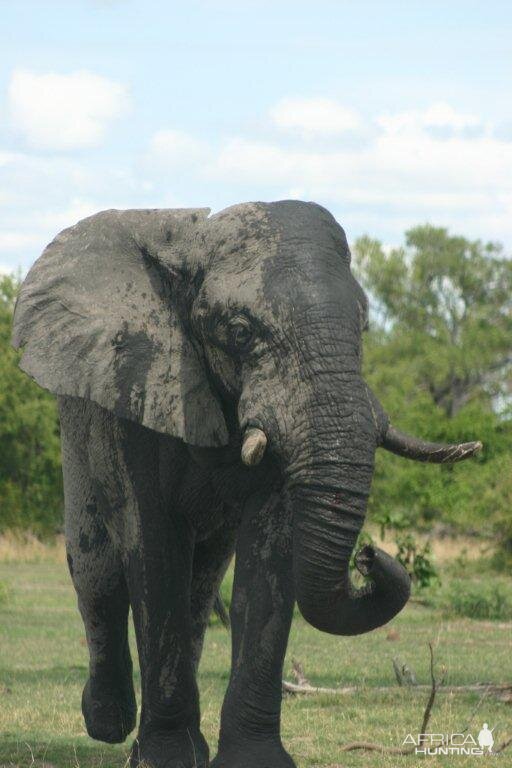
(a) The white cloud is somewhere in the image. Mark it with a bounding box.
[147,129,207,167]
[8,69,131,150]
[270,97,362,135]
[0,146,150,272]
[377,101,482,134]
[213,104,512,197]
[209,101,512,244]
[33,199,100,231]
[0,232,45,252]
[2,96,511,278]
[139,99,512,244]
[216,138,299,183]
[0,200,101,269]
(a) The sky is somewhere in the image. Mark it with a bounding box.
[1,0,511,273]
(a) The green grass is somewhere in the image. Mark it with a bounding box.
[0,579,8,606]
[0,561,511,768]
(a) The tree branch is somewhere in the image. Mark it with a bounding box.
[282,646,512,757]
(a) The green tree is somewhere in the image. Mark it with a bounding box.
[355,226,512,417]
[0,274,63,534]
[353,226,512,560]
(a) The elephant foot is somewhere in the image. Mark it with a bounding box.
[130,728,209,768]
[211,738,296,768]
[81,674,137,744]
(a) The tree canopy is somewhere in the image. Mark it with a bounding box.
[353,226,512,557]
[0,275,63,534]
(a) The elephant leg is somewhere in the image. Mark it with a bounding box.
[190,521,237,672]
[126,514,207,768]
[60,408,136,744]
[211,491,296,768]
[86,408,208,768]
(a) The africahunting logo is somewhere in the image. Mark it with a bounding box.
[403,723,495,756]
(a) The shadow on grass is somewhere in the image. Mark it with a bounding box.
[0,738,129,768]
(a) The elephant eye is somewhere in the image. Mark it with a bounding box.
[227,317,254,350]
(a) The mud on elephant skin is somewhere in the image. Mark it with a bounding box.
[12,201,482,768]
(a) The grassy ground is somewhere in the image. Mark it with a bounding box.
[0,538,511,767]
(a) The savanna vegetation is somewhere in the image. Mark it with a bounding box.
[0,542,511,767]
[353,225,512,570]
[1,225,511,766]
[0,275,62,534]
[1,224,511,566]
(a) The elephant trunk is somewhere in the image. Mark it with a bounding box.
[284,382,482,636]
[239,373,481,636]
[286,380,411,636]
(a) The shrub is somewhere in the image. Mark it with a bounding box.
[395,533,440,589]
[444,579,512,621]
[0,275,63,536]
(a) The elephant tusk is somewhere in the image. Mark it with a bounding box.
[382,424,483,463]
[241,427,267,466]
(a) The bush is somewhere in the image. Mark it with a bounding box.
[443,579,512,621]
[395,533,440,589]
[0,275,63,536]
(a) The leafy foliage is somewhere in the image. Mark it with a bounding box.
[353,226,512,560]
[0,275,63,534]
[395,533,439,589]
[355,227,512,417]
[443,578,512,621]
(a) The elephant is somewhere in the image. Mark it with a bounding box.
[12,201,482,768]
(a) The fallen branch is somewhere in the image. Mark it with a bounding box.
[285,648,512,757]
[283,680,512,698]
[496,735,512,754]
[392,656,417,686]
[459,685,490,733]
[339,642,444,754]
[291,658,309,687]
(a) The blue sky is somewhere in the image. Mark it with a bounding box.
[1,0,511,272]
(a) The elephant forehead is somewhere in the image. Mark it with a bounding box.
[203,200,358,320]
[208,199,350,263]
[203,256,268,309]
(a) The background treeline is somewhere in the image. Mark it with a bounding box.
[1,225,511,563]
[0,275,62,532]
[354,225,512,566]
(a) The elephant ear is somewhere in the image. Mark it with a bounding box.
[12,208,228,447]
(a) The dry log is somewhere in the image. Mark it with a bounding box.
[283,648,512,757]
[283,680,512,697]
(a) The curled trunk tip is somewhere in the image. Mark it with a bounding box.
[296,543,411,636]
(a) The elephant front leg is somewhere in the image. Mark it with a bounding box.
[126,513,209,768]
[60,401,136,745]
[90,417,209,768]
[212,491,296,768]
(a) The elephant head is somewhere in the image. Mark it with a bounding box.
[13,201,481,636]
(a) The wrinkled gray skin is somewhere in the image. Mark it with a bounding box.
[12,201,481,768]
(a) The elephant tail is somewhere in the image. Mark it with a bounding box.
[213,592,230,629]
